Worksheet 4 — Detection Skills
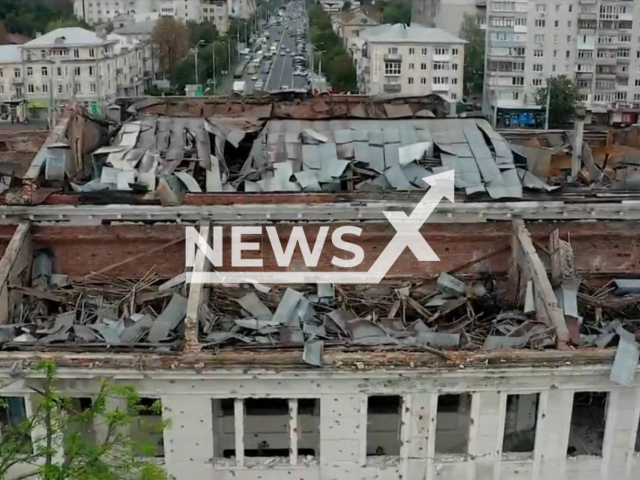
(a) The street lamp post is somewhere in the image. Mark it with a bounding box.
[194,40,205,84]
[544,79,552,130]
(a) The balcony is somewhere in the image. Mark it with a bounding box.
[383,53,402,62]
[383,83,401,93]
[10,77,23,85]
[432,83,450,92]
[433,54,451,62]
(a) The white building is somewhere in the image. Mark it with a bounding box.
[412,0,487,36]
[484,0,640,127]
[0,28,146,119]
[351,24,465,101]
[74,0,248,25]
[202,1,229,34]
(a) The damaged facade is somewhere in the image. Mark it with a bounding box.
[0,96,638,480]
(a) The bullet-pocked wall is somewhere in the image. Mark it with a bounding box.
[0,366,638,480]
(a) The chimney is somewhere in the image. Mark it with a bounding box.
[571,105,586,181]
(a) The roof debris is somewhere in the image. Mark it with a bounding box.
[6,251,187,350]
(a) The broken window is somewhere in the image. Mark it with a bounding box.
[130,398,164,458]
[367,396,402,457]
[213,399,236,459]
[568,392,608,457]
[0,397,31,451]
[502,394,539,454]
[243,398,290,458]
[435,394,470,454]
[298,399,320,459]
[222,398,318,462]
[64,397,97,448]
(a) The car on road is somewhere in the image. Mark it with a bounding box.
[251,75,259,81]
[255,80,264,91]
[282,85,289,90]
[280,51,286,56]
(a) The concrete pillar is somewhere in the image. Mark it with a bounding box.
[533,389,573,480]
[162,395,214,480]
[400,393,438,480]
[94,396,127,445]
[468,391,504,480]
[600,387,640,480]
[320,394,365,479]
[571,105,587,180]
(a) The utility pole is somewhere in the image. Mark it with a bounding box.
[212,43,216,91]
[544,80,552,130]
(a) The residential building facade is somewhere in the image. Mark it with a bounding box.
[484,0,640,127]
[202,0,230,34]
[412,0,487,36]
[351,24,465,100]
[0,28,146,119]
[74,0,203,24]
[332,12,379,48]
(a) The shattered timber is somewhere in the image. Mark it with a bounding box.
[0,95,639,480]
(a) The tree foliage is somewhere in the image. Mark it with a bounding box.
[368,0,411,25]
[308,3,357,92]
[152,17,189,82]
[45,17,91,34]
[459,13,484,96]
[0,0,77,37]
[0,21,8,44]
[187,21,219,47]
[0,360,166,480]
[535,75,579,128]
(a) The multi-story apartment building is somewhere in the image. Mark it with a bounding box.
[202,0,230,34]
[484,0,639,127]
[412,0,487,36]
[74,0,251,24]
[351,24,465,100]
[332,12,379,48]
[0,28,145,120]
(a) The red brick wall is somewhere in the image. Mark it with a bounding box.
[19,221,640,280]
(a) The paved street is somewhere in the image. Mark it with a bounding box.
[237,2,310,94]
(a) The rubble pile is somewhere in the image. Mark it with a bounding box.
[3,251,188,350]
[199,273,559,366]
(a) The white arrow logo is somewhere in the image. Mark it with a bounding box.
[367,169,454,281]
[187,170,455,284]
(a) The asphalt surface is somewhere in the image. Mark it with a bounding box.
[241,4,310,94]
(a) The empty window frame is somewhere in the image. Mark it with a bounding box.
[367,396,401,456]
[0,397,31,450]
[568,392,608,457]
[130,398,164,458]
[435,394,471,454]
[219,398,319,464]
[502,394,539,454]
[64,397,97,448]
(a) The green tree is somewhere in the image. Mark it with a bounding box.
[187,21,219,47]
[535,75,579,128]
[459,13,484,96]
[45,17,90,33]
[330,54,357,92]
[308,3,357,92]
[379,0,411,24]
[0,0,76,36]
[342,1,352,12]
[152,17,189,83]
[0,360,166,480]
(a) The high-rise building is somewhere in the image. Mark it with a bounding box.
[411,0,486,36]
[73,0,252,25]
[484,0,639,127]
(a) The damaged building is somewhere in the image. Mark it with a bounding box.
[0,95,638,480]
